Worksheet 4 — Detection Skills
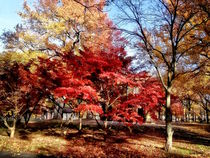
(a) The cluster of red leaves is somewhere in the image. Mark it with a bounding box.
[171,102,184,117]
[108,72,165,123]
[75,104,103,114]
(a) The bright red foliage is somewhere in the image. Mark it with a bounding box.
[108,72,165,123]
[34,44,166,125]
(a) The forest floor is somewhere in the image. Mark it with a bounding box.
[0,120,209,158]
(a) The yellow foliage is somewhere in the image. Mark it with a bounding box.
[17,0,111,53]
[0,51,47,71]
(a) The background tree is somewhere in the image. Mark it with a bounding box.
[109,0,209,151]
[1,0,115,54]
[0,50,49,137]
[174,70,210,123]
[0,62,32,137]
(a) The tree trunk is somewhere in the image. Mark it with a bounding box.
[10,119,16,138]
[158,106,161,120]
[189,113,192,122]
[24,111,32,127]
[104,105,108,129]
[128,126,132,133]
[3,118,16,138]
[104,118,108,129]
[195,114,197,122]
[206,109,209,124]
[183,108,186,122]
[9,127,15,138]
[185,110,188,122]
[79,114,82,131]
[165,89,173,152]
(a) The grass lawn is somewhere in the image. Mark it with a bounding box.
[0,121,209,158]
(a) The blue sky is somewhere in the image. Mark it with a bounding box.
[0,0,23,51]
[0,1,22,32]
[0,0,35,51]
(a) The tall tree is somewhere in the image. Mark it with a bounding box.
[109,0,209,151]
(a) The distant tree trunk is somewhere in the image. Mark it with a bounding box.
[203,111,206,122]
[104,105,108,129]
[79,118,82,130]
[188,98,192,122]
[181,108,186,122]
[79,113,82,131]
[185,110,188,122]
[128,126,132,133]
[104,118,108,129]
[189,113,192,122]
[206,109,209,124]
[194,113,197,122]
[158,105,161,120]
[200,110,204,122]
[192,108,195,122]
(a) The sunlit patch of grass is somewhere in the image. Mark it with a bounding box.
[173,141,210,158]
[173,146,194,156]
[0,130,68,156]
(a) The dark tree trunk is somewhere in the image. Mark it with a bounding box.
[24,110,33,127]
[193,108,195,122]
[194,113,197,122]
[206,109,209,124]
[158,105,161,120]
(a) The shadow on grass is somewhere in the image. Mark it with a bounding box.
[18,129,32,141]
[133,124,210,146]
[35,131,196,158]
[7,120,210,147]
[173,128,210,146]
[0,120,209,158]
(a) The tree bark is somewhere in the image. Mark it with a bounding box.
[194,113,197,122]
[10,118,16,138]
[9,127,15,138]
[24,110,33,127]
[79,113,82,131]
[158,106,161,120]
[165,88,173,152]
[79,118,82,130]
[104,118,108,129]
[3,118,16,138]
[206,109,209,124]
[104,104,108,129]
